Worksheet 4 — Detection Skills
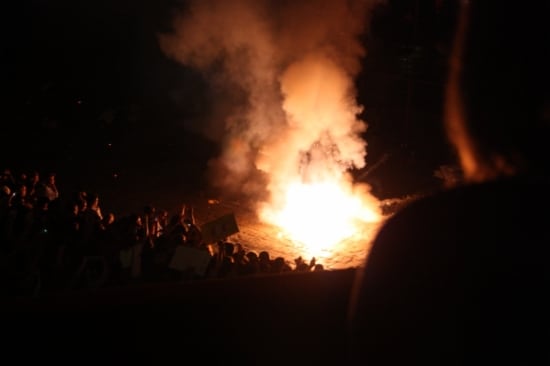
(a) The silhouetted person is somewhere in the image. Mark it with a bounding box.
[1,169,16,192]
[348,2,550,365]
[258,250,271,273]
[36,172,59,203]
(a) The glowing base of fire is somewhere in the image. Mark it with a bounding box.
[260,180,381,259]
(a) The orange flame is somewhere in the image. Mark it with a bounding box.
[260,177,382,259]
[256,54,383,260]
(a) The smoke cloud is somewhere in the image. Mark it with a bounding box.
[159,0,381,203]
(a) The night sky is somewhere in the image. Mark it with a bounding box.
[1,0,459,215]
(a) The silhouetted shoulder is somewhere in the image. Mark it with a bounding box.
[349,175,550,365]
[373,175,549,252]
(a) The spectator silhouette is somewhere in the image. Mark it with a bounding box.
[258,250,271,273]
[1,169,16,193]
[36,172,59,203]
[348,2,550,365]
[27,171,40,202]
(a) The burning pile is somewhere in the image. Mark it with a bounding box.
[160,0,384,260]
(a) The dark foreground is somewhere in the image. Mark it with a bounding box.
[5,268,357,365]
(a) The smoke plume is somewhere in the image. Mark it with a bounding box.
[159,0,381,205]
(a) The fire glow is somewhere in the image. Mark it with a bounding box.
[261,179,381,256]
[257,54,383,257]
[159,0,384,261]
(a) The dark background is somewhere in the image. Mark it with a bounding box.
[1,0,459,216]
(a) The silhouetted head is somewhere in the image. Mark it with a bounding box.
[143,205,155,215]
[259,251,270,262]
[445,1,550,182]
[46,172,56,184]
[1,185,11,197]
[246,251,259,263]
[86,192,100,209]
[224,242,235,256]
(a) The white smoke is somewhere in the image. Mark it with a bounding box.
[159,0,382,204]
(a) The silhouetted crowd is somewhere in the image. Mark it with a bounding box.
[0,167,324,298]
